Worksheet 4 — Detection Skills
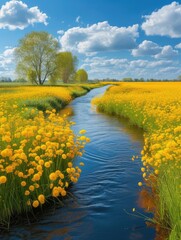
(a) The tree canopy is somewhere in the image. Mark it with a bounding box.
[75,69,88,83]
[15,31,59,85]
[56,52,77,83]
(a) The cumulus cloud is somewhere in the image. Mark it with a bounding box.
[0,47,16,78]
[0,47,16,66]
[132,40,161,57]
[155,45,178,59]
[81,56,178,79]
[0,47,15,71]
[3,47,16,57]
[175,43,181,49]
[142,2,181,38]
[82,57,173,70]
[57,30,64,35]
[159,66,179,73]
[83,57,128,69]
[0,0,48,30]
[58,21,139,55]
[132,40,178,59]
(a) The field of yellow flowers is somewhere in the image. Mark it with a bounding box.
[0,84,97,227]
[0,84,99,112]
[93,82,181,240]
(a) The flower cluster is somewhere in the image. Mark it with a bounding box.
[0,98,89,223]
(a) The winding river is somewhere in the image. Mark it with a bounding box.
[2,86,155,240]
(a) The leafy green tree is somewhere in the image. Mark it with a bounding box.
[122,77,133,82]
[14,78,27,83]
[75,69,88,83]
[56,52,77,83]
[27,70,37,84]
[15,31,59,85]
[177,75,181,81]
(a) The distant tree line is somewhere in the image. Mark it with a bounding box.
[118,77,181,82]
[89,77,181,83]
[0,77,12,82]
[121,77,181,82]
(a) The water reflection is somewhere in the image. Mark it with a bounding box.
[138,186,169,240]
[1,86,155,240]
[96,112,144,144]
[60,106,74,117]
[139,188,155,213]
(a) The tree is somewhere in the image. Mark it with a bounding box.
[75,69,88,83]
[177,75,181,81]
[0,77,12,82]
[15,31,59,85]
[14,78,27,83]
[122,77,133,82]
[56,52,77,83]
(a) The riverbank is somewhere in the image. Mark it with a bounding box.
[0,84,104,113]
[0,83,102,228]
[93,82,181,240]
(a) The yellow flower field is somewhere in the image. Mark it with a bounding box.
[0,85,97,112]
[0,85,94,226]
[93,82,181,240]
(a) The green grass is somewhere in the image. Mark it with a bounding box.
[158,164,181,239]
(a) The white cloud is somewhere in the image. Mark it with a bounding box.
[159,66,179,73]
[147,60,173,68]
[0,47,16,79]
[132,40,161,57]
[175,43,181,49]
[83,57,128,68]
[155,45,178,59]
[3,47,16,57]
[76,16,81,23]
[132,40,178,59]
[0,0,48,30]
[59,21,139,55]
[142,2,181,38]
[0,47,16,66]
[129,59,149,68]
[57,30,64,35]
[82,57,173,70]
[81,56,178,79]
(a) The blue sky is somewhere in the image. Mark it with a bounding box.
[0,0,181,80]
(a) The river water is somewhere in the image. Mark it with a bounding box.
[2,86,155,240]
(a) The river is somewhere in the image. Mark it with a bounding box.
[2,86,155,240]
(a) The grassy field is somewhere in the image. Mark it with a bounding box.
[93,82,181,239]
[0,83,102,228]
